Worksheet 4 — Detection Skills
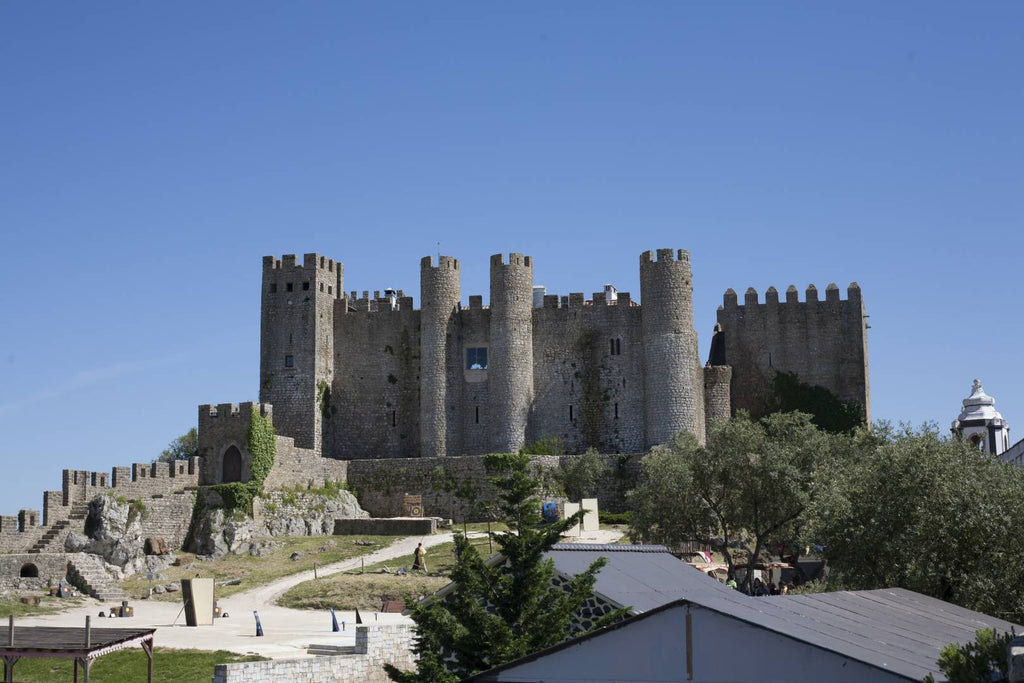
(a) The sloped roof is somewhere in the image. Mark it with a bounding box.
[494,546,1021,682]
[545,543,738,613]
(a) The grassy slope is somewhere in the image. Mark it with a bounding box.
[279,532,499,611]
[0,595,87,618]
[121,534,396,600]
[10,648,265,683]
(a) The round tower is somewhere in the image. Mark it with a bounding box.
[489,253,534,453]
[951,379,1010,456]
[420,255,461,458]
[640,248,705,447]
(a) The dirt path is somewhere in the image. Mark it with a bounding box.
[14,526,624,658]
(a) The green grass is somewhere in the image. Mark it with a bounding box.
[361,534,498,575]
[9,648,265,683]
[279,533,499,611]
[120,535,396,600]
[0,595,87,618]
[279,572,449,612]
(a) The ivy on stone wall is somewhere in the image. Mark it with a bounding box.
[210,405,277,514]
[767,371,865,434]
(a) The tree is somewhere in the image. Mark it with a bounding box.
[628,412,828,591]
[385,453,627,682]
[923,628,1015,683]
[809,423,1024,623]
[558,448,609,501]
[157,428,198,462]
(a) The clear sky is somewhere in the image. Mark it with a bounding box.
[1,3,1021,514]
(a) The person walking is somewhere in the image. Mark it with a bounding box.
[412,542,427,572]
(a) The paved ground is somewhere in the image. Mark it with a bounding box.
[15,526,624,659]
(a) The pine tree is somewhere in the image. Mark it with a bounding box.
[386,453,627,682]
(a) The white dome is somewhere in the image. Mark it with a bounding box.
[956,379,1004,423]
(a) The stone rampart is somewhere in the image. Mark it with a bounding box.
[211,624,415,683]
[717,283,870,420]
[345,453,640,522]
[0,456,200,554]
[0,554,68,589]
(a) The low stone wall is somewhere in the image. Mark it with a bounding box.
[333,518,436,536]
[345,453,642,522]
[0,554,68,590]
[211,624,415,683]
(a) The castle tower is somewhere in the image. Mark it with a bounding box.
[420,255,461,457]
[952,379,1010,455]
[259,254,343,453]
[640,249,705,447]
[488,253,534,453]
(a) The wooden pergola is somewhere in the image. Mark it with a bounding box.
[0,618,155,683]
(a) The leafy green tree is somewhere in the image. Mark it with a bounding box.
[923,628,1015,683]
[157,427,198,462]
[558,448,609,501]
[385,453,627,683]
[809,423,1024,623]
[628,412,828,591]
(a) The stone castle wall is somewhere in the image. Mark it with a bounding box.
[346,453,640,522]
[0,457,200,554]
[260,254,343,453]
[717,283,870,420]
[212,624,416,683]
[265,248,731,461]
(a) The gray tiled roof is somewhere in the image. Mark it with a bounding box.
[545,544,1020,681]
[546,543,737,613]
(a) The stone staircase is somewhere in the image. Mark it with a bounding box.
[307,644,358,657]
[67,553,126,601]
[28,502,90,554]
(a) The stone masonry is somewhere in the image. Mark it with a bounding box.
[252,248,868,462]
[211,624,416,683]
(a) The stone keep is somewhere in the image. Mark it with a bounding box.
[256,249,869,459]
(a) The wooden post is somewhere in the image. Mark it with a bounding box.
[314,561,318,580]
[141,637,154,683]
[84,616,91,648]
[6,616,11,646]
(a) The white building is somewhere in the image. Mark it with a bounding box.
[951,379,1012,456]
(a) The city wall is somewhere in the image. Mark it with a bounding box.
[717,283,870,420]
[345,453,641,522]
[0,457,200,554]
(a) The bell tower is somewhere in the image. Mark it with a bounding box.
[951,379,1010,456]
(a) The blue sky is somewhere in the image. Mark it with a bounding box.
[1,3,1021,514]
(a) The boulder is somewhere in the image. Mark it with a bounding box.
[82,496,145,568]
[64,533,90,553]
[189,507,255,559]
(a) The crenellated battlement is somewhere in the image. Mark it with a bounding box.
[721,283,862,308]
[421,255,460,271]
[200,402,273,419]
[640,248,690,264]
[490,253,532,269]
[263,253,340,272]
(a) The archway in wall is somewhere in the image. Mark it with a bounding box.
[20,563,38,578]
[222,446,242,483]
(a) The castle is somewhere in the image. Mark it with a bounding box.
[0,247,869,561]
[253,249,869,462]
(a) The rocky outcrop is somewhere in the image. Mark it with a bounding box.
[190,488,368,559]
[255,489,368,536]
[190,508,256,559]
[80,495,145,568]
